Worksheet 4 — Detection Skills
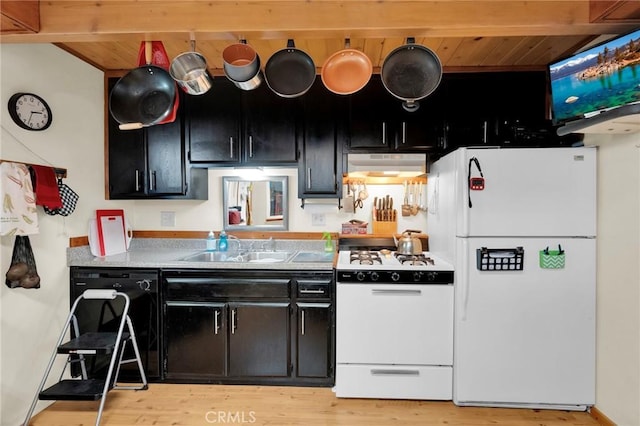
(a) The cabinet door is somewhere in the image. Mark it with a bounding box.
[229,302,290,377]
[348,75,395,150]
[299,81,343,197]
[146,118,186,195]
[108,115,146,197]
[242,84,298,164]
[297,302,332,378]
[187,78,241,164]
[107,78,146,197]
[165,302,226,377]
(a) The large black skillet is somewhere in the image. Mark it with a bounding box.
[381,38,443,112]
[264,39,316,98]
[109,65,176,129]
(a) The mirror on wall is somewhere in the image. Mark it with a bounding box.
[222,176,289,231]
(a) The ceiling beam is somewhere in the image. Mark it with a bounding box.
[1,0,637,43]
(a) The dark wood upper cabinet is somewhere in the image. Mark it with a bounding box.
[347,75,441,152]
[187,79,299,166]
[242,83,299,165]
[298,80,345,199]
[107,77,208,200]
[186,78,241,164]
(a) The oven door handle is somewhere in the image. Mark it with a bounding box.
[371,289,422,295]
[370,368,420,376]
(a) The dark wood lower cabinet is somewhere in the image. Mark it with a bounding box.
[228,302,290,377]
[165,302,226,377]
[296,303,332,378]
[163,270,334,386]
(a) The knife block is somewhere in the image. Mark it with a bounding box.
[372,217,397,235]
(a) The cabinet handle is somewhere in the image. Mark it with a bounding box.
[249,136,253,158]
[371,289,422,295]
[370,369,420,376]
[231,308,237,334]
[402,121,407,144]
[135,170,140,191]
[300,288,325,294]
[307,168,312,189]
[229,137,234,159]
[300,309,306,335]
[214,309,220,335]
[150,170,156,191]
[382,122,387,145]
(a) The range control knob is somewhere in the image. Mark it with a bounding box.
[426,272,438,282]
[412,272,423,282]
[391,272,401,282]
[370,272,380,281]
[357,271,367,281]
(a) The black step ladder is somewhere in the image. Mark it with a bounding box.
[24,289,148,426]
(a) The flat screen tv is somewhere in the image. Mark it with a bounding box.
[549,28,640,125]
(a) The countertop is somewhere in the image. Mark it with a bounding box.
[67,238,335,271]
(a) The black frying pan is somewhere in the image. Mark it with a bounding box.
[264,39,316,98]
[381,38,443,112]
[109,65,176,127]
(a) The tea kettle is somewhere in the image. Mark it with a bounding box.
[393,230,423,255]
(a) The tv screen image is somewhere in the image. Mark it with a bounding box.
[549,28,640,125]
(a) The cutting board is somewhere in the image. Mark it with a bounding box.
[88,209,132,256]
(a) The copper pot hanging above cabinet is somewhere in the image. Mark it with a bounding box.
[222,40,263,91]
[321,39,372,95]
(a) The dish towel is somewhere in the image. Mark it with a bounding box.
[1,162,39,236]
[29,165,63,209]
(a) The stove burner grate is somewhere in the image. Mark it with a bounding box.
[395,253,435,266]
[350,251,382,265]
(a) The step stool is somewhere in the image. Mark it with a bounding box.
[24,289,148,426]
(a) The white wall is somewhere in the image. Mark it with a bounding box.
[0,44,105,425]
[585,134,640,426]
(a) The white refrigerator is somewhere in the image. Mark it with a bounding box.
[427,147,596,410]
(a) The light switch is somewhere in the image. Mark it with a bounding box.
[160,211,176,227]
[311,213,326,226]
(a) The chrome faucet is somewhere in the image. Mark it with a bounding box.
[262,237,276,252]
[226,234,242,251]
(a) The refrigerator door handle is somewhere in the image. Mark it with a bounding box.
[461,239,470,321]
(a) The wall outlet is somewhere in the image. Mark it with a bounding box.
[311,213,326,226]
[160,211,176,227]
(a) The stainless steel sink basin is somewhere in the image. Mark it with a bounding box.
[290,251,334,263]
[180,251,245,262]
[241,251,294,263]
[179,250,294,263]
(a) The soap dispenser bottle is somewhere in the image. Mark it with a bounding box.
[206,231,216,251]
[218,231,228,252]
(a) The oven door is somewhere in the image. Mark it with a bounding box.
[336,283,453,365]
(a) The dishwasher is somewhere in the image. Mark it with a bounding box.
[70,267,160,381]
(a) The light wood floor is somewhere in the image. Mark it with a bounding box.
[29,384,601,426]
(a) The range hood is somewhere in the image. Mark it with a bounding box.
[346,153,427,177]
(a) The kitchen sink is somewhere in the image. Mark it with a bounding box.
[179,251,246,262]
[290,251,335,263]
[179,250,294,263]
[241,251,294,263]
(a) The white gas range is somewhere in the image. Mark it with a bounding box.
[334,240,455,400]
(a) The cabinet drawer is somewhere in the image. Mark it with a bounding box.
[335,364,452,400]
[165,277,291,300]
[297,279,332,299]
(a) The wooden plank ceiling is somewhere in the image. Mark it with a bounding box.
[1,1,640,74]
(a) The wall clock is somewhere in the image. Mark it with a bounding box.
[8,92,53,131]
